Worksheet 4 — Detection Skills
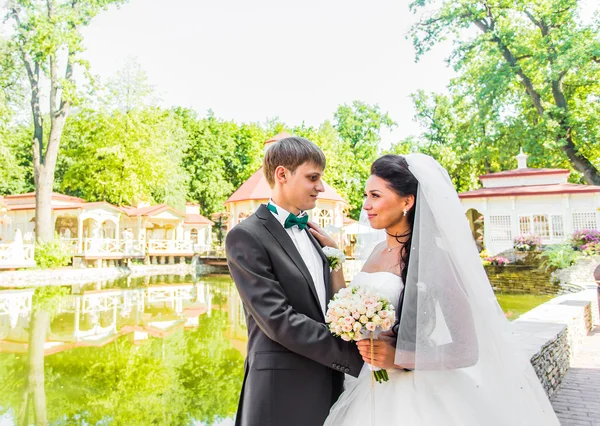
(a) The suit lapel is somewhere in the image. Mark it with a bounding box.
[304,228,333,303]
[256,205,321,311]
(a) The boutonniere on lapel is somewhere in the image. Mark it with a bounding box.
[322,247,346,272]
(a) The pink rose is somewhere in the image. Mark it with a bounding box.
[353,322,362,333]
[353,311,361,320]
[341,334,351,341]
[382,318,392,330]
[344,316,355,325]
[364,297,377,308]
[366,308,376,318]
[378,310,388,319]
[365,322,376,332]
[342,324,353,333]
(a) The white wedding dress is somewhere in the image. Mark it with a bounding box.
[324,271,493,426]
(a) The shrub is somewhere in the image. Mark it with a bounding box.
[513,234,541,252]
[539,244,580,271]
[34,239,72,269]
[580,242,600,256]
[572,229,600,250]
[483,256,511,266]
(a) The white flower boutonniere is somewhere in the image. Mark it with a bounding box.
[322,247,346,272]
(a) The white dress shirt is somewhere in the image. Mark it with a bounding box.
[267,200,327,316]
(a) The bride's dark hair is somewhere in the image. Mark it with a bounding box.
[370,155,418,285]
[371,155,426,345]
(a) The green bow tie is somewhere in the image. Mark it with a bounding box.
[267,203,309,230]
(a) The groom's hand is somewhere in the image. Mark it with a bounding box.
[308,221,338,249]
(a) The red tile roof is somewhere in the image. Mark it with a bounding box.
[225,167,347,204]
[3,191,87,203]
[479,168,570,180]
[265,131,292,145]
[459,183,600,199]
[121,204,185,218]
[184,213,213,225]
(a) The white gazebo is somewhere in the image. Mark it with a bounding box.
[459,149,600,255]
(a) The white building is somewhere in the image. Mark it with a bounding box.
[459,150,600,255]
[0,192,213,268]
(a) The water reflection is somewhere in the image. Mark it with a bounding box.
[0,275,246,426]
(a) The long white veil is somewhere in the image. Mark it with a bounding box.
[357,154,559,425]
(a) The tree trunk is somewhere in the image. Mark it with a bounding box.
[19,309,50,426]
[34,167,54,243]
[30,310,49,425]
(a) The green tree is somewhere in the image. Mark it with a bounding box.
[223,122,266,190]
[409,0,600,185]
[59,107,188,207]
[6,0,127,242]
[178,109,237,217]
[0,38,27,195]
[333,101,396,218]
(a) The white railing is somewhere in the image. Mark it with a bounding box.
[80,238,144,256]
[59,237,211,257]
[146,239,208,255]
[0,289,35,330]
[0,243,36,268]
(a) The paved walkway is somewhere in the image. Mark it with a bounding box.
[551,325,600,425]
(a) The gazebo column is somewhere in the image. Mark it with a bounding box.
[115,217,120,251]
[510,197,519,240]
[77,217,84,254]
[563,195,574,236]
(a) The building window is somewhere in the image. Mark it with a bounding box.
[572,212,598,231]
[519,216,531,234]
[551,215,564,238]
[237,212,250,224]
[190,228,199,243]
[318,210,332,229]
[533,215,550,238]
[488,215,512,242]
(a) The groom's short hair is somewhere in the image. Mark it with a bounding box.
[263,137,326,187]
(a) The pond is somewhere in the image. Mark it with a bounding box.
[0,274,552,425]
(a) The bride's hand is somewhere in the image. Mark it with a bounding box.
[308,221,338,249]
[357,339,415,370]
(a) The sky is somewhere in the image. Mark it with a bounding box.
[79,0,457,146]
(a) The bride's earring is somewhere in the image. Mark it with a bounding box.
[403,209,408,217]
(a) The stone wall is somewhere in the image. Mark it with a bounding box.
[485,264,559,295]
[552,255,600,293]
[512,289,598,397]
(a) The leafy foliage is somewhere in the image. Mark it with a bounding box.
[34,238,72,269]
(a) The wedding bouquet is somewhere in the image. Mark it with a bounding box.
[325,286,396,383]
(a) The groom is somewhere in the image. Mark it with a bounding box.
[225,136,363,426]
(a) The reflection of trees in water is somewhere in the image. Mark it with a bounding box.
[178,311,244,425]
[7,286,68,426]
[0,276,244,425]
[1,309,244,425]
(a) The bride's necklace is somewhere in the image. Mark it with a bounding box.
[386,244,402,252]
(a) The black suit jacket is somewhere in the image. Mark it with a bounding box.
[225,204,363,426]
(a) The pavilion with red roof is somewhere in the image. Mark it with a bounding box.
[459,149,600,255]
[224,132,349,247]
[0,192,213,268]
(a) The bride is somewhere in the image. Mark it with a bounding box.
[322,154,560,425]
